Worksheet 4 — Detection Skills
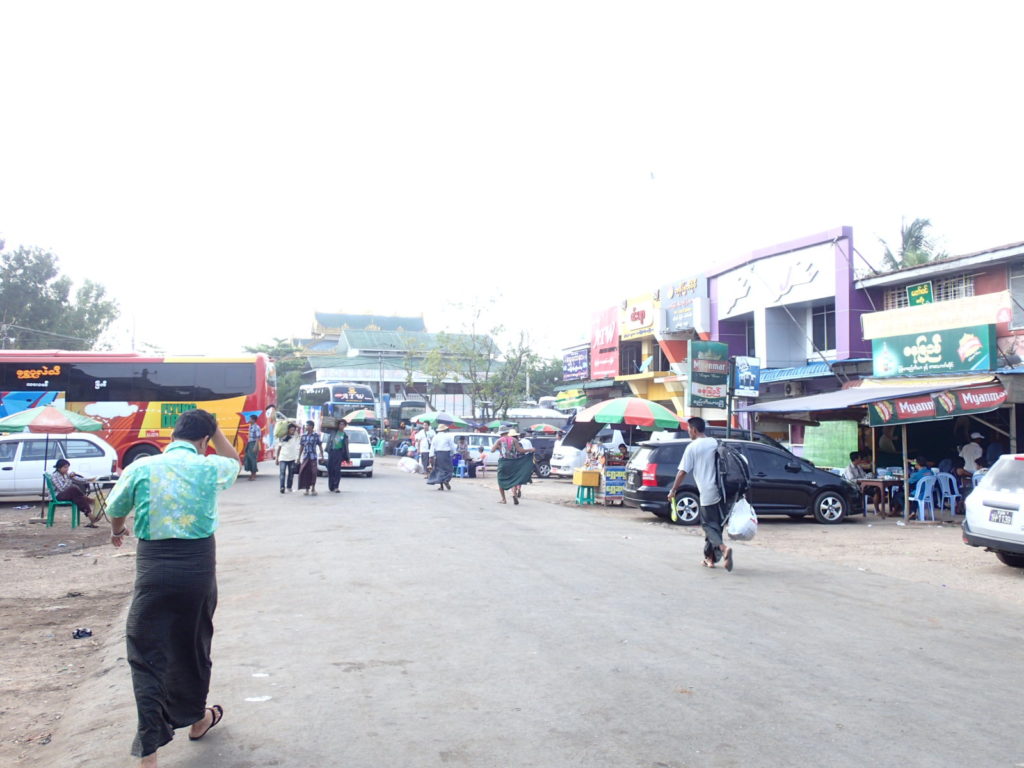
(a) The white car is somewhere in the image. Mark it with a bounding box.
[963,454,1024,568]
[0,432,119,496]
[317,426,375,478]
[550,428,630,478]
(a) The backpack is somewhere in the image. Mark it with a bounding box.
[715,440,751,505]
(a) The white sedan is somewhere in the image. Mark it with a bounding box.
[0,432,120,496]
[963,454,1024,568]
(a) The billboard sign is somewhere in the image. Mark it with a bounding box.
[590,307,619,380]
[619,294,656,340]
[687,341,729,409]
[868,384,1007,426]
[733,356,761,398]
[872,324,995,378]
[659,275,709,334]
[562,348,590,381]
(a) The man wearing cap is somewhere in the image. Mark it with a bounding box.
[960,432,984,473]
[427,423,455,490]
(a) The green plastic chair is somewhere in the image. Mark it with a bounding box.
[43,473,80,528]
[373,440,385,456]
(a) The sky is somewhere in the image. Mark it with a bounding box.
[3,1,1024,358]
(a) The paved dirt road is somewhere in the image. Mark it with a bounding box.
[4,456,1023,767]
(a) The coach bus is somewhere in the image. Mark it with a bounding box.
[296,381,375,431]
[0,351,276,466]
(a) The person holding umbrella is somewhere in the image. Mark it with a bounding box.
[426,424,455,490]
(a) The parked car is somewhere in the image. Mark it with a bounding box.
[526,436,556,477]
[962,454,1024,568]
[624,437,861,525]
[317,426,375,478]
[0,432,119,496]
[449,432,500,455]
[551,426,791,479]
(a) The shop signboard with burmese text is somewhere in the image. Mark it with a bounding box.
[868,384,1007,426]
[659,275,709,334]
[733,356,761,398]
[871,324,995,378]
[590,307,619,380]
[687,341,729,409]
[906,281,934,306]
[562,348,590,381]
[619,294,656,341]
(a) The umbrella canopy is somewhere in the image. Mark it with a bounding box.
[486,419,516,430]
[344,408,377,422]
[0,405,103,434]
[575,397,684,430]
[528,424,559,433]
[411,411,470,428]
[561,398,684,449]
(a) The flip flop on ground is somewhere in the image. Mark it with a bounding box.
[722,546,734,572]
[189,705,223,741]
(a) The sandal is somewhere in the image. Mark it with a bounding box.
[189,704,223,741]
[702,559,716,568]
[722,546,733,572]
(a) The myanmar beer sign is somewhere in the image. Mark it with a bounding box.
[868,384,1007,426]
[871,324,995,378]
[687,341,729,409]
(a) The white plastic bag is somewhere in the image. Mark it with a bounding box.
[726,497,757,541]
[398,456,423,474]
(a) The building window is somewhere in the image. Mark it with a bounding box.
[744,316,756,358]
[618,342,643,375]
[1011,263,1024,329]
[811,303,835,351]
[883,274,976,310]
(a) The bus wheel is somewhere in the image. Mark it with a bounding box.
[124,444,160,467]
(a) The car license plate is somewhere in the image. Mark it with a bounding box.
[989,508,1014,525]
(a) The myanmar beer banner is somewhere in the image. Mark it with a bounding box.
[868,384,1006,427]
[687,341,729,409]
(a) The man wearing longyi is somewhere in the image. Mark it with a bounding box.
[105,408,240,766]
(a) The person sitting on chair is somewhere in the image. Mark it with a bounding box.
[51,458,99,526]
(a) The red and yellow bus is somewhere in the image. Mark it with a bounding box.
[0,351,277,466]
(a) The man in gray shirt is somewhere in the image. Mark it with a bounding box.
[667,416,733,571]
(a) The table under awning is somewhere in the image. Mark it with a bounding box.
[739,374,1008,523]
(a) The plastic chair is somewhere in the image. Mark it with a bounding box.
[43,474,80,528]
[935,472,962,516]
[454,460,468,478]
[575,486,595,505]
[910,475,937,521]
[373,440,385,456]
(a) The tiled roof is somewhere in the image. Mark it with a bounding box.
[313,313,426,333]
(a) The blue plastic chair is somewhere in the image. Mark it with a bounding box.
[935,472,962,516]
[911,475,937,521]
[454,460,468,478]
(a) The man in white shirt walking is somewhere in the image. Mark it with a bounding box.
[666,416,733,571]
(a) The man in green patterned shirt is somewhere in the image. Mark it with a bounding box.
[106,409,239,766]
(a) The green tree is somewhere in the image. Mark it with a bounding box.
[527,356,564,399]
[486,332,539,416]
[421,332,454,408]
[444,304,501,418]
[879,218,946,271]
[0,244,119,349]
[244,338,306,416]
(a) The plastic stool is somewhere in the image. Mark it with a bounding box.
[455,462,468,478]
[575,486,595,505]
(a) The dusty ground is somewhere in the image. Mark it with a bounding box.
[2,457,1021,765]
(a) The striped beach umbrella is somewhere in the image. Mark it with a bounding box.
[574,397,684,430]
[528,424,559,433]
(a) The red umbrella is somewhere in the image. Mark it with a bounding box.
[528,424,559,433]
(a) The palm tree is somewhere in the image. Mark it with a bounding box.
[879,218,946,271]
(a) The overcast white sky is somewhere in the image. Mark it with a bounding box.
[2,2,1023,358]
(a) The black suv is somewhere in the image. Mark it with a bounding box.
[529,436,556,478]
[624,438,861,525]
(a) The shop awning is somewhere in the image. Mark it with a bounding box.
[739,375,1007,426]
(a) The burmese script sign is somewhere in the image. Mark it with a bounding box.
[687,341,729,409]
[906,282,934,306]
[868,384,1007,426]
[872,324,995,378]
[562,348,590,381]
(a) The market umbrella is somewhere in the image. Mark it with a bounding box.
[411,411,470,429]
[560,397,684,449]
[486,419,516,430]
[0,406,104,513]
[528,424,559,434]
